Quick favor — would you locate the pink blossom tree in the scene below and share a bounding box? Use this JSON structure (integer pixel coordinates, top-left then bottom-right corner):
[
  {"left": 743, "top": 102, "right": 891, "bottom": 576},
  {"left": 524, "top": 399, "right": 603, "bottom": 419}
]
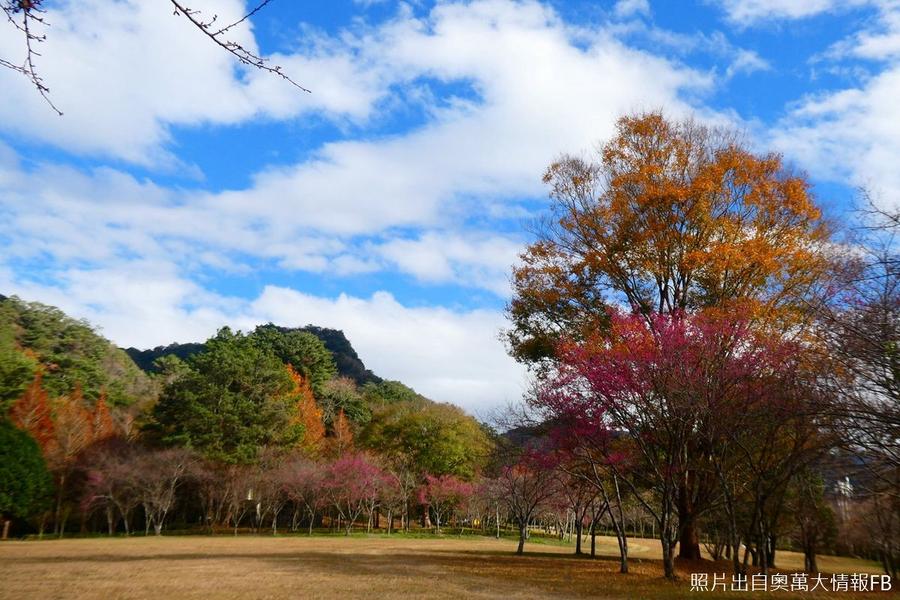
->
[
  {"left": 322, "top": 453, "right": 385, "bottom": 535},
  {"left": 495, "top": 445, "right": 561, "bottom": 555},
  {"left": 283, "top": 457, "right": 326, "bottom": 535},
  {"left": 418, "top": 474, "right": 473, "bottom": 533}
]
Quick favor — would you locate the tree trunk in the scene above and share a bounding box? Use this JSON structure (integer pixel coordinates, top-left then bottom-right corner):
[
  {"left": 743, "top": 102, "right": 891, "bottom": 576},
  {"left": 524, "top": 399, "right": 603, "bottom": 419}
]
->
[
  {"left": 54, "top": 473, "right": 66, "bottom": 537},
  {"left": 574, "top": 517, "right": 583, "bottom": 555},
  {"left": 59, "top": 507, "right": 69, "bottom": 539},
  {"left": 516, "top": 523, "right": 527, "bottom": 555},
  {"left": 661, "top": 534, "right": 676, "bottom": 580},
  {"left": 2, "top": 519, "right": 10, "bottom": 540},
  {"left": 107, "top": 506, "right": 115, "bottom": 535},
  {"left": 612, "top": 475, "right": 629, "bottom": 573},
  {"left": 677, "top": 478, "right": 702, "bottom": 560},
  {"left": 805, "top": 541, "right": 817, "bottom": 573},
  {"left": 590, "top": 519, "right": 597, "bottom": 557},
  {"left": 678, "top": 512, "right": 702, "bottom": 560}
]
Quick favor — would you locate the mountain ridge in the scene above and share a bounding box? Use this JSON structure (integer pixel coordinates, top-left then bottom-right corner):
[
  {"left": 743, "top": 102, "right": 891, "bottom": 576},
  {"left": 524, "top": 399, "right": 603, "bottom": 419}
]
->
[{"left": 124, "top": 324, "right": 381, "bottom": 386}]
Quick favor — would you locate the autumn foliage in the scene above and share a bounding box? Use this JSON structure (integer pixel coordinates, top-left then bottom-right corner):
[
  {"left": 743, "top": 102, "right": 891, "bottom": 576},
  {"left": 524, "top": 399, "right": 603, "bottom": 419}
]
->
[
  {"left": 286, "top": 366, "right": 325, "bottom": 456},
  {"left": 508, "top": 111, "right": 834, "bottom": 362},
  {"left": 9, "top": 370, "right": 55, "bottom": 453}
]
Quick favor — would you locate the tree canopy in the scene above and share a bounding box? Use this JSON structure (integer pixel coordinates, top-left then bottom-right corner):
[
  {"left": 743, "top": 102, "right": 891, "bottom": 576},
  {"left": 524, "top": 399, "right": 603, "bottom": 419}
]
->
[
  {"left": 150, "top": 328, "right": 306, "bottom": 463},
  {"left": 0, "top": 419, "right": 53, "bottom": 525},
  {"left": 507, "top": 112, "right": 834, "bottom": 363},
  {"left": 360, "top": 398, "right": 493, "bottom": 480},
  {"left": 250, "top": 324, "right": 337, "bottom": 395}
]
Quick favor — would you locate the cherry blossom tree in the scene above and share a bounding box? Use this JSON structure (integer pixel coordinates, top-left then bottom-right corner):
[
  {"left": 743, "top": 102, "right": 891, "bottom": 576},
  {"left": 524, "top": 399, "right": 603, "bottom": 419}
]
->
[
  {"left": 418, "top": 474, "right": 473, "bottom": 533},
  {"left": 322, "top": 453, "right": 385, "bottom": 535}
]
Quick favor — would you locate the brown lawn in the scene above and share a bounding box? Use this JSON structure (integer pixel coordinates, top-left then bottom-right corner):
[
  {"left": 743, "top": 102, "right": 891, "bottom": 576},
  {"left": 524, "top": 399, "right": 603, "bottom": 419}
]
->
[{"left": 0, "top": 535, "right": 891, "bottom": 599}]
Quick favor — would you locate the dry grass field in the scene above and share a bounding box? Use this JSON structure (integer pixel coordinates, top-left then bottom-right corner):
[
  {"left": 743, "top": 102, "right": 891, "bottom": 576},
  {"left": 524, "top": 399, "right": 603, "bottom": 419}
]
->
[{"left": 0, "top": 534, "right": 891, "bottom": 600}]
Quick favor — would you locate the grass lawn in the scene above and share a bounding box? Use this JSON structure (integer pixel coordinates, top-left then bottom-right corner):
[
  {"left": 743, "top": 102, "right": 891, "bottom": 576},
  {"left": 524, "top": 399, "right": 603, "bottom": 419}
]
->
[{"left": 0, "top": 534, "right": 890, "bottom": 599}]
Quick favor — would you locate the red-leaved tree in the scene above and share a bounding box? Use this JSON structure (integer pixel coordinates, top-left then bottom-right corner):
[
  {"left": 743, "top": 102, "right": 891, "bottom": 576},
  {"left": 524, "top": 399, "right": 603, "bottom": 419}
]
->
[{"left": 536, "top": 309, "right": 821, "bottom": 578}]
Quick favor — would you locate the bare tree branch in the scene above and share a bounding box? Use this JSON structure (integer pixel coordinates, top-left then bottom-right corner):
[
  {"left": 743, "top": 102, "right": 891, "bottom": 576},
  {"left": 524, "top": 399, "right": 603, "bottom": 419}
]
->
[
  {"left": 1, "top": 0, "right": 62, "bottom": 115},
  {"left": 169, "top": 0, "right": 310, "bottom": 94},
  {"left": 0, "top": 0, "right": 310, "bottom": 115}
]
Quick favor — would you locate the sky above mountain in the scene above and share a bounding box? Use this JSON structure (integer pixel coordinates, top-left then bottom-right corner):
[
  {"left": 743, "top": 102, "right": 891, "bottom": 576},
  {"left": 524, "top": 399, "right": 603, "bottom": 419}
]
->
[{"left": 1, "top": 0, "right": 897, "bottom": 415}]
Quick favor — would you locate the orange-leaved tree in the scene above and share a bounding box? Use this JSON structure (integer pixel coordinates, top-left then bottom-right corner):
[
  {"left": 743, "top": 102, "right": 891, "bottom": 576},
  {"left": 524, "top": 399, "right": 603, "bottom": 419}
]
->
[
  {"left": 508, "top": 111, "right": 834, "bottom": 364},
  {"left": 286, "top": 365, "right": 326, "bottom": 456},
  {"left": 329, "top": 409, "right": 354, "bottom": 457},
  {"left": 9, "top": 369, "right": 56, "bottom": 454}
]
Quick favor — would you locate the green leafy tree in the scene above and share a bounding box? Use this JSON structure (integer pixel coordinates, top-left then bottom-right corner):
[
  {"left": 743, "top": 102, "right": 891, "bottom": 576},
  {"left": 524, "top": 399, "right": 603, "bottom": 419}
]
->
[
  {"left": 319, "top": 377, "right": 370, "bottom": 427},
  {"left": 0, "top": 330, "right": 36, "bottom": 413},
  {"left": 150, "top": 328, "right": 303, "bottom": 463},
  {"left": 360, "top": 398, "right": 492, "bottom": 479},
  {"left": 362, "top": 380, "right": 420, "bottom": 409},
  {"left": 250, "top": 324, "right": 337, "bottom": 395},
  {"left": 0, "top": 420, "right": 53, "bottom": 538}
]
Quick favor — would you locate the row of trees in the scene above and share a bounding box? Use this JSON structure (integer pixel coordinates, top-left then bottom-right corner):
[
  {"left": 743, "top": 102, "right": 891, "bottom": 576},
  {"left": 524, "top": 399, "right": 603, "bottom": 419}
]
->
[{"left": 0, "top": 302, "right": 495, "bottom": 541}]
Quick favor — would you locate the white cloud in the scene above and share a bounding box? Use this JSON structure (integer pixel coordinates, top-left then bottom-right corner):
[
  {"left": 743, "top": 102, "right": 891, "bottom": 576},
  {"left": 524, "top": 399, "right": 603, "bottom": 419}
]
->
[
  {"left": 725, "top": 49, "right": 771, "bottom": 78},
  {"left": 765, "top": 1, "right": 900, "bottom": 210},
  {"left": 822, "top": 2, "right": 900, "bottom": 60},
  {"left": 375, "top": 231, "right": 521, "bottom": 296},
  {"left": 209, "top": 0, "right": 710, "bottom": 239},
  {"left": 772, "top": 66, "right": 900, "bottom": 210},
  {"left": 713, "top": 0, "right": 870, "bottom": 23},
  {"left": 0, "top": 0, "right": 391, "bottom": 165},
  {"left": 614, "top": 0, "right": 651, "bottom": 19}
]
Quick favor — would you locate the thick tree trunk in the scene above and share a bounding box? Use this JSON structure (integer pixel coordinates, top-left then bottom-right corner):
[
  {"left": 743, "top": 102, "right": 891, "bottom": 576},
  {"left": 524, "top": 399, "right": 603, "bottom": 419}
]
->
[
  {"left": 2, "top": 519, "right": 10, "bottom": 540},
  {"left": 677, "top": 477, "right": 702, "bottom": 560},
  {"left": 804, "top": 539, "right": 817, "bottom": 573},
  {"left": 678, "top": 514, "right": 702, "bottom": 560},
  {"left": 516, "top": 523, "right": 527, "bottom": 555},
  {"left": 616, "top": 529, "right": 629, "bottom": 573}
]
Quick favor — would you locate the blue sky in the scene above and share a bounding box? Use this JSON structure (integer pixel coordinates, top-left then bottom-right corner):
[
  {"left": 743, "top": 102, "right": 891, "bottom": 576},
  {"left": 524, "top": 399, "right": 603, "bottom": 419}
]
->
[{"left": 1, "top": 0, "right": 898, "bottom": 414}]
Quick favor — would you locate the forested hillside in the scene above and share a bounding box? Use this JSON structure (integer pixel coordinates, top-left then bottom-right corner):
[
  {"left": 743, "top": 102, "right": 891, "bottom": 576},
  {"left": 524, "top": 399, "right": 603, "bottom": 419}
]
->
[
  {"left": 0, "top": 294, "right": 494, "bottom": 539},
  {"left": 125, "top": 325, "right": 379, "bottom": 386},
  {"left": 0, "top": 295, "right": 155, "bottom": 411}
]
